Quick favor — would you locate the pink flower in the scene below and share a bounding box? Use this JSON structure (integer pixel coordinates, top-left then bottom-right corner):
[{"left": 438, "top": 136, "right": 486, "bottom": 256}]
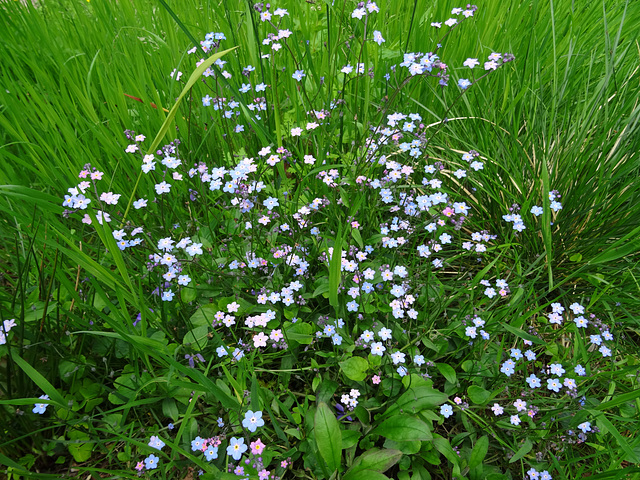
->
[
  {"left": 258, "top": 469, "right": 270, "bottom": 480},
  {"left": 250, "top": 438, "right": 265, "bottom": 455},
  {"left": 372, "top": 375, "right": 381, "bottom": 384},
  {"left": 443, "top": 207, "right": 455, "bottom": 217},
  {"left": 135, "top": 461, "right": 144, "bottom": 472}
]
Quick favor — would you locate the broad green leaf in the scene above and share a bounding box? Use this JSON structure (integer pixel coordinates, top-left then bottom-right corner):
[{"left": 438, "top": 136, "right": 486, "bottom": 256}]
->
[
  {"left": 339, "top": 356, "right": 369, "bottom": 381},
  {"left": 348, "top": 448, "right": 402, "bottom": 474},
  {"left": 343, "top": 471, "right": 390, "bottom": 480},
  {"left": 183, "top": 325, "right": 209, "bottom": 351},
  {"left": 284, "top": 321, "right": 313, "bottom": 344},
  {"left": 341, "top": 430, "right": 361, "bottom": 450},
  {"left": 470, "top": 436, "right": 489, "bottom": 469},
  {"left": 509, "top": 439, "right": 532, "bottom": 463},
  {"left": 190, "top": 304, "right": 219, "bottom": 327},
  {"left": 382, "top": 386, "right": 448, "bottom": 419},
  {"left": 371, "top": 415, "right": 432, "bottom": 442},
  {"left": 437, "top": 363, "right": 457, "bottom": 384},
  {"left": 314, "top": 402, "right": 341, "bottom": 472},
  {"left": 468, "top": 385, "right": 492, "bottom": 405},
  {"left": 433, "top": 436, "right": 460, "bottom": 465}
]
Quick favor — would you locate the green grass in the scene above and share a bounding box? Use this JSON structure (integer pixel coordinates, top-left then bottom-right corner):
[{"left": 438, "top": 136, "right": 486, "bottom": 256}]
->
[{"left": 1, "top": 0, "right": 640, "bottom": 478}]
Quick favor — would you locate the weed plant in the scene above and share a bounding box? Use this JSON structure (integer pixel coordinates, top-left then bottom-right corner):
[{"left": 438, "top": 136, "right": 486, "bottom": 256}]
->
[{"left": 1, "top": 1, "right": 640, "bottom": 479}]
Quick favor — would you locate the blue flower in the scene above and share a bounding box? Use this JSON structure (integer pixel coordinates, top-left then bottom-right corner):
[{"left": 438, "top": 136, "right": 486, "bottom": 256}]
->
[
  {"left": 204, "top": 446, "right": 218, "bottom": 461},
  {"left": 227, "top": 437, "right": 248, "bottom": 460},
  {"left": 242, "top": 410, "right": 265, "bottom": 433},
  {"left": 458, "top": 78, "right": 472, "bottom": 89},
  {"left": 440, "top": 404, "right": 453, "bottom": 418},
  {"left": 191, "top": 436, "right": 204, "bottom": 451},
  {"left": 32, "top": 395, "right": 49, "bottom": 415},
  {"left": 144, "top": 454, "right": 159, "bottom": 470}
]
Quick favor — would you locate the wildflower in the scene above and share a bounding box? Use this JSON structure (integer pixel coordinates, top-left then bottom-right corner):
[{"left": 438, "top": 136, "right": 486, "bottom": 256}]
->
[
  {"left": 378, "top": 327, "right": 392, "bottom": 340},
  {"left": 578, "top": 421, "right": 592, "bottom": 433},
  {"left": 458, "top": 78, "right": 471, "bottom": 89},
  {"left": 440, "top": 404, "right": 453, "bottom": 418},
  {"left": 191, "top": 436, "right": 204, "bottom": 451},
  {"left": 463, "top": 58, "right": 479, "bottom": 68},
  {"left": 599, "top": 345, "right": 612, "bottom": 357},
  {"left": 531, "top": 205, "right": 543, "bottom": 216},
  {"left": 133, "top": 198, "right": 147, "bottom": 209},
  {"left": 148, "top": 436, "right": 165, "bottom": 450},
  {"left": 372, "top": 30, "right": 385, "bottom": 45},
  {"left": 144, "top": 454, "right": 159, "bottom": 470},
  {"left": 510, "top": 415, "right": 521, "bottom": 426},
  {"left": 204, "top": 445, "right": 218, "bottom": 461},
  {"left": 155, "top": 181, "right": 171, "bottom": 194},
  {"left": 161, "top": 290, "right": 175, "bottom": 302},
  {"left": 575, "top": 364, "right": 586, "bottom": 376},
  {"left": 227, "top": 437, "right": 248, "bottom": 460},
  {"left": 135, "top": 461, "right": 144, "bottom": 472},
  {"left": 250, "top": 439, "right": 265, "bottom": 455},
  {"left": 390, "top": 351, "right": 406, "bottom": 364},
  {"left": 500, "top": 360, "right": 515, "bottom": 377},
  {"left": 569, "top": 302, "right": 585, "bottom": 314},
  {"left": 292, "top": 70, "right": 306, "bottom": 82},
  {"left": 351, "top": 7, "right": 366, "bottom": 19},
  {"left": 242, "top": 410, "right": 265, "bottom": 433},
  {"left": 549, "top": 363, "right": 565, "bottom": 376},
  {"left": 574, "top": 316, "right": 588, "bottom": 328},
  {"left": 32, "top": 395, "right": 49, "bottom": 414},
  {"left": 547, "top": 378, "right": 562, "bottom": 393},
  {"left": 372, "top": 375, "right": 381, "bottom": 384},
  {"left": 491, "top": 403, "right": 504, "bottom": 415},
  {"left": 513, "top": 399, "right": 527, "bottom": 412},
  {"left": 370, "top": 342, "right": 386, "bottom": 356},
  {"left": 526, "top": 374, "right": 541, "bottom": 389}
]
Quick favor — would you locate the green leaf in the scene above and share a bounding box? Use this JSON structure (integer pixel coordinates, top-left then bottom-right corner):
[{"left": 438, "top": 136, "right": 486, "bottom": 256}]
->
[
  {"left": 433, "top": 436, "right": 460, "bottom": 465},
  {"left": 348, "top": 448, "right": 402, "bottom": 474},
  {"left": 469, "top": 436, "right": 489, "bottom": 469},
  {"left": 314, "top": 402, "right": 341, "bottom": 472},
  {"left": 11, "top": 351, "right": 66, "bottom": 408},
  {"left": 284, "top": 321, "right": 313, "bottom": 344},
  {"left": 371, "top": 415, "right": 432, "bottom": 441},
  {"left": 500, "top": 322, "right": 545, "bottom": 345},
  {"left": 343, "top": 471, "right": 390, "bottom": 480},
  {"left": 341, "top": 430, "right": 361, "bottom": 450},
  {"left": 339, "top": 356, "right": 369, "bottom": 381},
  {"left": 183, "top": 325, "right": 209, "bottom": 351},
  {"left": 328, "top": 228, "right": 343, "bottom": 311},
  {"left": 189, "top": 304, "right": 218, "bottom": 328},
  {"left": 437, "top": 363, "right": 457, "bottom": 384},
  {"left": 68, "top": 441, "right": 94, "bottom": 463},
  {"left": 509, "top": 439, "right": 532, "bottom": 463},
  {"left": 468, "top": 385, "right": 492, "bottom": 405},
  {"left": 381, "top": 386, "right": 448, "bottom": 419}
]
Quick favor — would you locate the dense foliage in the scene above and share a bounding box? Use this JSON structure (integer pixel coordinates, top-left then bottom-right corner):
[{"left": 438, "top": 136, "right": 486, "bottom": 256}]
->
[{"left": 1, "top": 1, "right": 640, "bottom": 479}]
